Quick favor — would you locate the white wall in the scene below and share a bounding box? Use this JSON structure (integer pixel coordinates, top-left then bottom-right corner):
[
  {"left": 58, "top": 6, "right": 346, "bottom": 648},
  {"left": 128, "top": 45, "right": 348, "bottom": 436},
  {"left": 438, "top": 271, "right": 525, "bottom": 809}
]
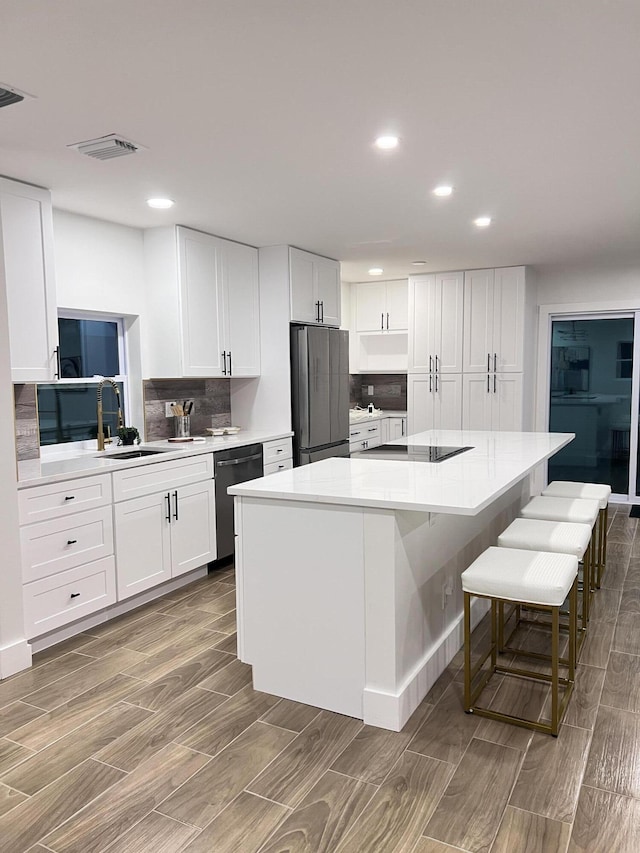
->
[
  {"left": 0, "top": 233, "right": 31, "bottom": 677},
  {"left": 52, "top": 210, "right": 147, "bottom": 429},
  {"left": 53, "top": 210, "right": 146, "bottom": 315},
  {"left": 536, "top": 262, "right": 640, "bottom": 306}
]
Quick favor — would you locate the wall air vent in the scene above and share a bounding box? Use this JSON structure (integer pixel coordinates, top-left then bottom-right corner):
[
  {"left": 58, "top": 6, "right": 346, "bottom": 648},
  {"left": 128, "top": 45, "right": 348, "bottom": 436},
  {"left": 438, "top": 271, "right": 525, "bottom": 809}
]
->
[
  {"left": 67, "top": 134, "right": 147, "bottom": 161},
  {"left": 0, "top": 83, "right": 32, "bottom": 109}
]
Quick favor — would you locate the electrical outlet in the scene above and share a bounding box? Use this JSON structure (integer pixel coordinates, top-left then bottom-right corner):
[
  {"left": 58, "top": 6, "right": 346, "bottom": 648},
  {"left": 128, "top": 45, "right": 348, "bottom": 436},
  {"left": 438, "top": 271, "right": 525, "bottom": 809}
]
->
[
  {"left": 165, "top": 401, "right": 176, "bottom": 417},
  {"left": 367, "top": 385, "right": 374, "bottom": 395}
]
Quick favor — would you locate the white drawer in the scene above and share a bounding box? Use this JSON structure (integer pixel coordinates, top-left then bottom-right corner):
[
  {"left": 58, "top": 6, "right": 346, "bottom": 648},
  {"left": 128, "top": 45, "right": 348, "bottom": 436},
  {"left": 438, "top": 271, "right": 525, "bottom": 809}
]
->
[
  {"left": 264, "top": 458, "right": 294, "bottom": 476},
  {"left": 23, "top": 556, "right": 116, "bottom": 639},
  {"left": 112, "top": 454, "right": 214, "bottom": 502},
  {"left": 18, "top": 474, "right": 112, "bottom": 525},
  {"left": 21, "top": 506, "right": 114, "bottom": 583},
  {"left": 349, "top": 423, "right": 380, "bottom": 441},
  {"left": 263, "top": 438, "right": 293, "bottom": 464}
]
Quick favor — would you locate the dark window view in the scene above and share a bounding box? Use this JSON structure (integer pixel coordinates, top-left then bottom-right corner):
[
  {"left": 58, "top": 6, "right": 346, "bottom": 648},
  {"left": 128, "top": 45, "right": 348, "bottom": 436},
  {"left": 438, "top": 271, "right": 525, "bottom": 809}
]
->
[
  {"left": 38, "top": 318, "right": 124, "bottom": 446},
  {"left": 38, "top": 382, "right": 125, "bottom": 446},
  {"left": 58, "top": 317, "right": 120, "bottom": 378},
  {"left": 548, "top": 317, "right": 633, "bottom": 495}
]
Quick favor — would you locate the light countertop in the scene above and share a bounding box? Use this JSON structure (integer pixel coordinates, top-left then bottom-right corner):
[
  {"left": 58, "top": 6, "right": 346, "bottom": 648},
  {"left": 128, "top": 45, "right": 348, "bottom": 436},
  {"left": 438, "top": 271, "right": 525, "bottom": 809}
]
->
[
  {"left": 17, "top": 429, "right": 294, "bottom": 488},
  {"left": 349, "top": 409, "right": 407, "bottom": 424},
  {"left": 229, "top": 429, "right": 573, "bottom": 515}
]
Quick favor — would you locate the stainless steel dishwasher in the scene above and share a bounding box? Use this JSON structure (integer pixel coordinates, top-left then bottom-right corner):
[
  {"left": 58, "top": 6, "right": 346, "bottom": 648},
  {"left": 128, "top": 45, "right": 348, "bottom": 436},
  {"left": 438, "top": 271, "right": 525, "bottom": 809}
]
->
[{"left": 213, "top": 443, "right": 263, "bottom": 561}]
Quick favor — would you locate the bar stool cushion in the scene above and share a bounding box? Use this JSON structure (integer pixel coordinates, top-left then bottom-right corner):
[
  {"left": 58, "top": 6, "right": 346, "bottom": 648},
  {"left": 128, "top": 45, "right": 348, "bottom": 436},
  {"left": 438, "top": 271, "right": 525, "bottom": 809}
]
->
[
  {"left": 498, "top": 518, "right": 592, "bottom": 559},
  {"left": 461, "top": 546, "right": 578, "bottom": 607},
  {"left": 521, "top": 495, "right": 599, "bottom": 526},
  {"left": 542, "top": 481, "right": 611, "bottom": 510}
]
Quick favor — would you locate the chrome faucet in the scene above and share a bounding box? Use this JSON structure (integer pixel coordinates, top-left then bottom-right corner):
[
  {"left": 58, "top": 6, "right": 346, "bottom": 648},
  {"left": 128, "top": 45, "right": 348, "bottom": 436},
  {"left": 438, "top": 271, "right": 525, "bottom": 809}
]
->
[{"left": 96, "top": 378, "right": 124, "bottom": 451}]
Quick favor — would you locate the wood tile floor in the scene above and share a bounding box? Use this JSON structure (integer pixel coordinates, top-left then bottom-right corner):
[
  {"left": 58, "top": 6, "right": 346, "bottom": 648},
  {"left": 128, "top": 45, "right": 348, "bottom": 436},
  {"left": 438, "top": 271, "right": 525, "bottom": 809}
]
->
[{"left": 1, "top": 504, "right": 639, "bottom": 852}]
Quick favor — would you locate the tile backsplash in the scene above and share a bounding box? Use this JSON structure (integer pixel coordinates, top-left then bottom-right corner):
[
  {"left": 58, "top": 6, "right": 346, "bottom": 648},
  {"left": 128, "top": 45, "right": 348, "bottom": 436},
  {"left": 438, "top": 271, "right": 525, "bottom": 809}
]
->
[
  {"left": 350, "top": 373, "right": 407, "bottom": 411},
  {"left": 13, "top": 384, "right": 39, "bottom": 461},
  {"left": 143, "top": 378, "right": 231, "bottom": 440},
  {"left": 12, "top": 378, "right": 233, "bottom": 462}
]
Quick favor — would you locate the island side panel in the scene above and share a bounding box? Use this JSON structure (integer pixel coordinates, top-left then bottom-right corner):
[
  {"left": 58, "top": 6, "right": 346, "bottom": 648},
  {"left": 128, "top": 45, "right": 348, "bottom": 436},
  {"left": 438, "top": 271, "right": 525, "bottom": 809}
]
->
[
  {"left": 235, "top": 496, "right": 366, "bottom": 718},
  {"left": 362, "top": 477, "right": 529, "bottom": 731}
]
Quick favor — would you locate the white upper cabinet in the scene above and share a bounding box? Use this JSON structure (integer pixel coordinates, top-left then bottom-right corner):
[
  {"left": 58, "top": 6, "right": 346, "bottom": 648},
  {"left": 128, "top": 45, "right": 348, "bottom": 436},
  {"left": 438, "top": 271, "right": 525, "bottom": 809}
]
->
[
  {"left": 143, "top": 226, "right": 260, "bottom": 378},
  {"left": 356, "top": 280, "right": 408, "bottom": 332},
  {"left": 409, "top": 272, "right": 463, "bottom": 373},
  {"left": 0, "top": 177, "right": 58, "bottom": 382},
  {"left": 463, "top": 266, "right": 525, "bottom": 373},
  {"left": 289, "top": 247, "right": 341, "bottom": 326}
]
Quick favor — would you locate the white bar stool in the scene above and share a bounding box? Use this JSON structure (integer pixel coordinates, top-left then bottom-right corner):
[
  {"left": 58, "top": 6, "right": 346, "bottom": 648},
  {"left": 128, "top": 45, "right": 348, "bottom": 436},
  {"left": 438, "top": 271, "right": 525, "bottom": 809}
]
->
[
  {"left": 497, "top": 517, "right": 593, "bottom": 661},
  {"left": 542, "top": 481, "right": 611, "bottom": 588},
  {"left": 521, "top": 495, "right": 600, "bottom": 601},
  {"left": 462, "top": 546, "right": 578, "bottom": 736}
]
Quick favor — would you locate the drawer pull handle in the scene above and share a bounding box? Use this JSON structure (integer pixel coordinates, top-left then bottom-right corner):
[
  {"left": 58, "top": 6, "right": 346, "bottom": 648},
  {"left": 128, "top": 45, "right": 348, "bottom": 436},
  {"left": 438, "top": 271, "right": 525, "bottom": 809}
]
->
[
  {"left": 67, "top": 539, "right": 78, "bottom": 545},
  {"left": 276, "top": 448, "right": 283, "bottom": 453},
  {"left": 367, "top": 428, "right": 377, "bottom": 432},
  {"left": 70, "top": 592, "right": 81, "bottom": 598},
  {"left": 278, "top": 464, "right": 285, "bottom": 469},
  {"left": 64, "top": 496, "right": 76, "bottom": 501}
]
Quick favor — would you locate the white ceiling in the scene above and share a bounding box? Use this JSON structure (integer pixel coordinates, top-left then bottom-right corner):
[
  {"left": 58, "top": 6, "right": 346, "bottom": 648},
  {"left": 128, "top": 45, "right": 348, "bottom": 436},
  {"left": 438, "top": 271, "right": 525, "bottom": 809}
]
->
[{"left": 1, "top": 0, "right": 639, "bottom": 282}]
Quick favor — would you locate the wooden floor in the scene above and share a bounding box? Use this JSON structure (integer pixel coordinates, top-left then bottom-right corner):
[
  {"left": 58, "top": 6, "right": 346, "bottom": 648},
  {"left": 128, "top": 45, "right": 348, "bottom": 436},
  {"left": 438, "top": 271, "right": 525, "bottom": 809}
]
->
[{"left": 1, "top": 503, "right": 639, "bottom": 852}]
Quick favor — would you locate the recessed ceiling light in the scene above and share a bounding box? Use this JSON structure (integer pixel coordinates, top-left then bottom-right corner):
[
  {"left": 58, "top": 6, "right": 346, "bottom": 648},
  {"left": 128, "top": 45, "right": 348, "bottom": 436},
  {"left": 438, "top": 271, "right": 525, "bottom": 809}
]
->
[
  {"left": 146, "top": 197, "right": 174, "bottom": 209},
  {"left": 374, "top": 136, "right": 399, "bottom": 150},
  {"left": 412, "top": 261, "right": 427, "bottom": 266},
  {"left": 433, "top": 185, "right": 453, "bottom": 197},
  {"left": 368, "top": 267, "right": 384, "bottom": 276},
  {"left": 474, "top": 216, "right": 492, "bottom": 227}
]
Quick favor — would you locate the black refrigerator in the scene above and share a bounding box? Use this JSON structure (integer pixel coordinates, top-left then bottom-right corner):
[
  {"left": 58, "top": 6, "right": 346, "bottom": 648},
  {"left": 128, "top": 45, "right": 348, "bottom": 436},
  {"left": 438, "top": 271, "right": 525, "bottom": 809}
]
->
[{"left": 290, "top": 324, "right": 350, "bottom": 465}]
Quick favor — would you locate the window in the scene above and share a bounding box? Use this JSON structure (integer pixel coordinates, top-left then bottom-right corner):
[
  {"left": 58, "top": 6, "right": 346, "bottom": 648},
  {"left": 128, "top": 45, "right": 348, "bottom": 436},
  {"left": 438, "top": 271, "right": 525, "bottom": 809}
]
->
[
  {"left": 37, "top": 313, "right": 128, "bottom": 448},
  {"left": 616, "top": 341, "right": 633, "bottom": 379}
]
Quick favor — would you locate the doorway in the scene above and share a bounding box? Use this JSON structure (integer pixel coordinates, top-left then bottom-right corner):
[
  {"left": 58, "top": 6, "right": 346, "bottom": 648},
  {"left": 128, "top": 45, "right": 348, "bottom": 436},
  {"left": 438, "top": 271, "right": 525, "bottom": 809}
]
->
[{"left": 547, "top": 314, "right": 637, "bottom": 501}]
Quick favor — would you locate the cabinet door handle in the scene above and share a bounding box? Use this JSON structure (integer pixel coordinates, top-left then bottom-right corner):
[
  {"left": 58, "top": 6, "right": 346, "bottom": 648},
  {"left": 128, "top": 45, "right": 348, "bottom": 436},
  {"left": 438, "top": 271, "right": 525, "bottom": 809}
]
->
[
  {"left": 494, "top": 353, "right": 497, "bottom": 372},
  {"left": 320, "top": 301, "right": 324, "bottom": 323},
  {"left": 435, "top": 354, "right": 439, "bottom": 373},
  {"left": 228, "top": 351, "right": 232, "bottom": 376},
  {"left": 173, "top": 490, "right": 179, "bottom": 521},
  {"left": 386, "top": 312, "right": 389, "bottom": 330},
  {"left": 487, "top": 374, "right": 490, "bottom": 393},
  {"left": 487, "top": 353, "right": 491, "bottom": 372},
  {"left": 435, "top": 374, "right": 438, "bottom": 392},
  {"left": 70, "top": 592, "right": 81, "bottom": 599},
  {"left": 402, "top": 420, "right": 405, "bottom": 436},
  {"left": 165, "top": 492, "right": 171, "bottom": 523},
  {"left": 381, "top": 312, "right": 384, "bottom": 330},
  {"left": 429, "top": 355, "right": 433, "bottom": 373},
  {"left": 494, "top": 374, "right": 497, "bottom": 394},
  {"left": 66, "top": 539, "right": 77, "bottom": 545},
  {"left": 54, "top": 346, "right": 61, "bottom": 380},
  {"left": 221, "top": 351, "right": 227, "bottom": 375},
  {"left": 64, "top": 495, "right": 75, "bottom": 501},
  {"left": 429, "top": 374, "right": 433, "bottom": 393}
]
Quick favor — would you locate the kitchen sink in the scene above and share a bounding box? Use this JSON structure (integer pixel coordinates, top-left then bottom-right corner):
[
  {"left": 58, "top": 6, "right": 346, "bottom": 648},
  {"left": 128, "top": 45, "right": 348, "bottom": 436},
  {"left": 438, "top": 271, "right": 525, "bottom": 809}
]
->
[{"left": 96, "top": 448, "right": 170, "bottom": 461}]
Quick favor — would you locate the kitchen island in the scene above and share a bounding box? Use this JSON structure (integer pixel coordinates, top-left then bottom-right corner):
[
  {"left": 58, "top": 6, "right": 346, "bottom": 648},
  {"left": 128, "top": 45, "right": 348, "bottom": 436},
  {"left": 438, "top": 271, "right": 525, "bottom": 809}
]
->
[{"left": 230, "top": 429, "right": 573, "bottom": 731}]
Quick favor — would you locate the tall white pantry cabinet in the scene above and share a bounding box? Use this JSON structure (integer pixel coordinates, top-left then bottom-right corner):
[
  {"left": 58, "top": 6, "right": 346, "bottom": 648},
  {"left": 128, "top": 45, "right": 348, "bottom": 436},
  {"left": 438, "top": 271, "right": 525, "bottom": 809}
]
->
[{"left": 408, "top": 266, "right": 536, "bottom": 435}]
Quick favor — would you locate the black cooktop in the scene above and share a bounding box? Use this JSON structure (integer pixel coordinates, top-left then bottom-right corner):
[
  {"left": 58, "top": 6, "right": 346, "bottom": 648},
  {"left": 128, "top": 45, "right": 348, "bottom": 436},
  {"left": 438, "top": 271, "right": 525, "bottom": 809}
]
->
[{"left": 352, "top": 444, "right": 474, "bottom": 463}]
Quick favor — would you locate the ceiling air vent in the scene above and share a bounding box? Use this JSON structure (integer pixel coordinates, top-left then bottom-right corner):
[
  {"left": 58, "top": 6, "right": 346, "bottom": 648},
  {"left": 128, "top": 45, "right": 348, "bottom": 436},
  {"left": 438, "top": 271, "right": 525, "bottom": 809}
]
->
[
  {"left": 67, "top": 134, "right": 146, "bottom": 161},
  {"left": 0, "top": 83, "right": 32, "bottom": 109}
]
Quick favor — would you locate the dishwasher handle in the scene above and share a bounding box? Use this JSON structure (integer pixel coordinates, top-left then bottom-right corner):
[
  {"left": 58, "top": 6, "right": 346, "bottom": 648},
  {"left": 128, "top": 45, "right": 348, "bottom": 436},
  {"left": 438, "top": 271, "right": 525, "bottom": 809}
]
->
[{"left": 215, "top": 452, "right": 263, "bottom": 468}]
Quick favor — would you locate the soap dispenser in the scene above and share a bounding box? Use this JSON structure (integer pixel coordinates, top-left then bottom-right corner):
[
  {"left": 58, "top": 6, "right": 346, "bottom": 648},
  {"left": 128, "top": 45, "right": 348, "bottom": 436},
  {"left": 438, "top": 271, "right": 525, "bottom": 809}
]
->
[{"left": 367, "top": 403, "right": 374, "bottom": 414}]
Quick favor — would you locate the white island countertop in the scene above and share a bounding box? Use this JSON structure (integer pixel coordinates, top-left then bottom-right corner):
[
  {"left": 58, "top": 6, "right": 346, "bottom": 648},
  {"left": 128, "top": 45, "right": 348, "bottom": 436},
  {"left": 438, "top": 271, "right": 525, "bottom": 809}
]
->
[{"left": 229, "top": 429, "right": 574, "bottom": 515}]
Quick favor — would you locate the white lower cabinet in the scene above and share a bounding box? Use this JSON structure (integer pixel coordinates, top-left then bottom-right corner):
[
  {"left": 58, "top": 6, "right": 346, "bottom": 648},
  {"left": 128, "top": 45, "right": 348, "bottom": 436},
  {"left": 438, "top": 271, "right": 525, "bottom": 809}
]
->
[
  {"left": 408, "top": 374, "right": 462, "bottom": 435},
  {"left": 19, "top": 474, "right": 116, "bottom": 639},
  {"left": 462, "top": 373, "right": 524, "bottom": 431},
  {"left": 349, "top": 421, "right": 381, "bottom": 453},
  {"left": 113, "top": 458, "right": 216, "bottom": 600}
]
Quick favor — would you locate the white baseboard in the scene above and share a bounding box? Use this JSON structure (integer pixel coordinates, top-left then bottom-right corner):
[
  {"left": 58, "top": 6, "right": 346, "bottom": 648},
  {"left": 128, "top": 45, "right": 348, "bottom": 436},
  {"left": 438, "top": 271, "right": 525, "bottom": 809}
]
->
[
  {"left": 0, "top": 637, "right": 32, "bottom": 680},
  {"left": 362, "top": 597, "right": 489, "bottom": 731}
]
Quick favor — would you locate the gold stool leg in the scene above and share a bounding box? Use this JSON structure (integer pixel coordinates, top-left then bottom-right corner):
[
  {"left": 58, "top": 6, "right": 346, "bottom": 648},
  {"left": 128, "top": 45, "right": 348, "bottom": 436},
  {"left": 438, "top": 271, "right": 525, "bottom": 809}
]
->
[
  {"left": 551, "top": 604, "right": 560, "bottom": 736},
  {"left": 464, "top": 592, "right": 472, "bottom": 711}
]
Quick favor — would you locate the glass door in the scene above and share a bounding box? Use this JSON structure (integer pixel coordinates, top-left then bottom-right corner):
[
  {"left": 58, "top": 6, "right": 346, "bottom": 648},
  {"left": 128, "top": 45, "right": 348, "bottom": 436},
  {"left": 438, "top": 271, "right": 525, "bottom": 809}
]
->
[{"left": 548, "top": 314, "right": 635, "bottom": 500}]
